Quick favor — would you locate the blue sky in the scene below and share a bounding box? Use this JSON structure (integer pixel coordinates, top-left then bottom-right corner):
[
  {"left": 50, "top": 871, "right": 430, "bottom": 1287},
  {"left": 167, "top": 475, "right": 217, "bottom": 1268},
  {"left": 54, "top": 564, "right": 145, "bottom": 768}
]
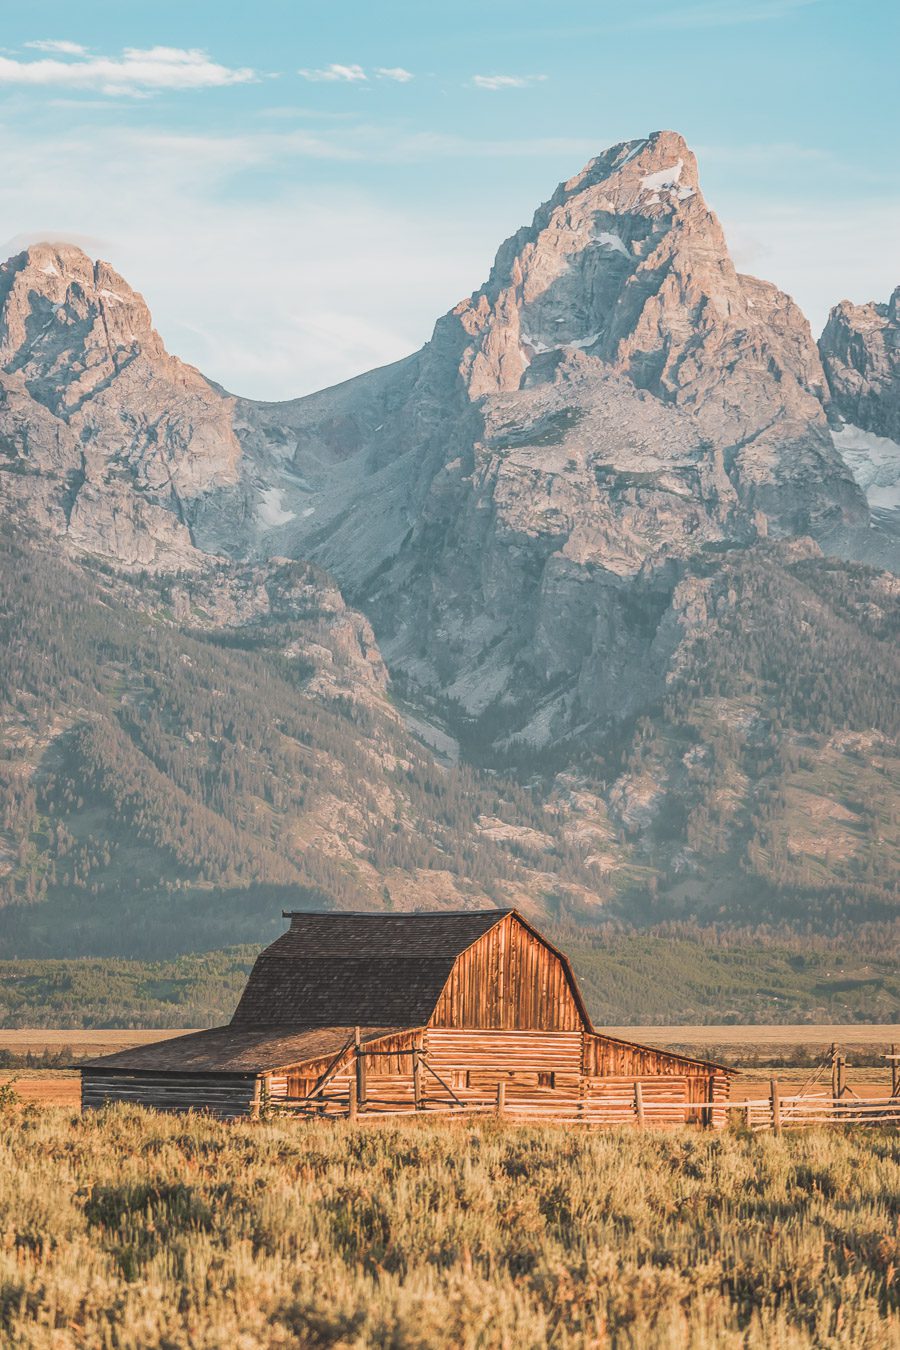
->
[{"left": 1, "top": 0, "right": 897, "bottom": 398}]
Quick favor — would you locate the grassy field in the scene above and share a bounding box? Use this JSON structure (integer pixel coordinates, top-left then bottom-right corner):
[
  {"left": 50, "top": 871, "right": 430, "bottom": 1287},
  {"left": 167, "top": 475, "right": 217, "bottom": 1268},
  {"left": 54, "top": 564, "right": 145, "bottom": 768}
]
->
[{"left": 0, "top": 1107, "right": 896, "bottom": 1349}]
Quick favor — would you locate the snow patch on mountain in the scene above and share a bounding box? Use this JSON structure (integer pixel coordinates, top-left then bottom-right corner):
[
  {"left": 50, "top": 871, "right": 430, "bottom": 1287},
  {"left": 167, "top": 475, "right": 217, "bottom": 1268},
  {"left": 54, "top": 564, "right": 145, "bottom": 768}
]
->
[
  {"left": 594, "top": 230, "right": 630, "bottom": 256},
  {"left": 641, "top": 159, "right": 683, "bottom": 193},
  {"left": 257, "top": 486, "right": 296, "bottom": 528},
  {"left": 830, "top": 422, "right": 900, "bottom": 514}
]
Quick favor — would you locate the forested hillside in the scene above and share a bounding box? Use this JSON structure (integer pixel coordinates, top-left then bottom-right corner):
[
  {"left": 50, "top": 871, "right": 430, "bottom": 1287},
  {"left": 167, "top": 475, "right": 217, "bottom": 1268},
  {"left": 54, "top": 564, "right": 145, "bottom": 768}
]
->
[
  {"left": 571, "top": 543, "right": 899, "bottom": 925},
  {"left": 0, "top": 531, "right": 600, "bottom": 956},
  {"left": 0, "top": 526, "right": 896, "bottom": 959}
]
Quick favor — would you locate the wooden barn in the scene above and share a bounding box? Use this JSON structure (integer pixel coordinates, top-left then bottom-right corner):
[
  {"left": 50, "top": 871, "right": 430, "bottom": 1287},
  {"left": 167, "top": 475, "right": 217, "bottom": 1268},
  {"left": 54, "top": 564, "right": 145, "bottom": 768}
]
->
[{"left": 81, "top": 909, "right": 731, "bottom": 1125}]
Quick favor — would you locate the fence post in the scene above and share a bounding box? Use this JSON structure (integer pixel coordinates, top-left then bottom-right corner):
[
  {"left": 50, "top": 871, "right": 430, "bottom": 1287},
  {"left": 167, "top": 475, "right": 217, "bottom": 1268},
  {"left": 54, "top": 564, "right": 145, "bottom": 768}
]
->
[
  {"left": 634, "top": 1080, "right": 645, "bottom": 1128},
  {"left": 830, "top": 1043, "right": 838, "bottom": 1099},
  {"left": 705, "top": 1075, "right": 715, "bottom": 1129},
  {"left": 770, "top": 1078, "right": 781, "bottom": 1136},
  {"left": 412, "top": 1041, "right": 423, "bottom": 1112},
  {"left": 744, "top": 1099, "right": 753, "bottom": 1130},
  {"left": 354, "top": 1026, "right": 366, "bottom": 1111},
  {"left": 348, "top": 1076, "right": 358, "bottom": 1121},
  {"left": 495, "top": 1081, "right": 506, "bottom": 1118},
  {"left": 891, "top": 1044, "right": 899, "bottom": 1100}
]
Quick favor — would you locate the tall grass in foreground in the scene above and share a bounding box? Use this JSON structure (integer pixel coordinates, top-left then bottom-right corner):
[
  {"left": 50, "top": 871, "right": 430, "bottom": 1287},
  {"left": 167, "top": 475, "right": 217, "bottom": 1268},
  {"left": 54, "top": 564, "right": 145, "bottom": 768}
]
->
[{"left": 0, "top": 1109, "right": 897, "bottom": 1348}]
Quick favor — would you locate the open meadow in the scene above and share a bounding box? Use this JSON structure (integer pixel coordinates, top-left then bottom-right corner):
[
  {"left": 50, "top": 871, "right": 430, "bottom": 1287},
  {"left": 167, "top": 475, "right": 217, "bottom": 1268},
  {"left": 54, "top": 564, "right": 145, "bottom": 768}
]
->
[{"left": 0, "top": 1106, "right": 896, "bottom": 1349}]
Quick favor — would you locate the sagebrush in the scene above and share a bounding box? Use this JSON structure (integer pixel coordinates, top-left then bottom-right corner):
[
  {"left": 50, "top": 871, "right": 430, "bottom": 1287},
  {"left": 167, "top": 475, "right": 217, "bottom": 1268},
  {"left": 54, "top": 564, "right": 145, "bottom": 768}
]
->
[{"left": 0, "top": 1108, "right": 897, "bottom": 1348}]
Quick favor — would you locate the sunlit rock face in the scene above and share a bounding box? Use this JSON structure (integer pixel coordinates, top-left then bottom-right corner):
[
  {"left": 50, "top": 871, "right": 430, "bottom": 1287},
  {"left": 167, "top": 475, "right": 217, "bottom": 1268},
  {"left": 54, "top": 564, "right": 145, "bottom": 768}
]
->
[
  {"left": 235, "top": 131, "right": 865, "bottom": 742},
  {"left": 819, "top": 288, "right": 900, "bottom": 539},
  {"left": 820, "top": 286, "right": 900, "bottom": 443},
  {"left": 0, "top": 135, "right": 879, "bottom": 747},
  {"left": 0, "top": 242, "right": 241, "bottom": 569}
]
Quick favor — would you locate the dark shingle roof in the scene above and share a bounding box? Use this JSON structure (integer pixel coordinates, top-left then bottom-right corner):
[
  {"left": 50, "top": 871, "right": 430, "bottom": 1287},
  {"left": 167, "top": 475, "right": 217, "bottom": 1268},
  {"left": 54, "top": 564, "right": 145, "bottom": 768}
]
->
[
  {"left": 229, "top": 909, "right": 510, "bottom": 1029},
  {"left": 269, "top": 909, "right": 511, "bottom": 958},
  {"left": 81, "top": 1025, "right": 404, "bottom": 1075}
]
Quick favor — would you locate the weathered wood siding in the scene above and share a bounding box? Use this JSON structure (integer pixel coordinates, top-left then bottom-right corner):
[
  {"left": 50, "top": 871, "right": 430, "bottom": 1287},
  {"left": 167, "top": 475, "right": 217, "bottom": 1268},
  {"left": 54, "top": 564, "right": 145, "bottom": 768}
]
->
[
  {"left": 267, "top": 1031, "right": 420, "bottom": 1115},
  {"left": 583, "top": 1033, "right": 715, "bottom": 1078},
  {"left": 81, "top": 1071, "right": 257, "bottom": 1119},
  {"left": 429, "top": 914, "right": 584, "bottom": 1030},
  {"left": 422, "top": 1028, "right": 583, "bottom": 1104}
]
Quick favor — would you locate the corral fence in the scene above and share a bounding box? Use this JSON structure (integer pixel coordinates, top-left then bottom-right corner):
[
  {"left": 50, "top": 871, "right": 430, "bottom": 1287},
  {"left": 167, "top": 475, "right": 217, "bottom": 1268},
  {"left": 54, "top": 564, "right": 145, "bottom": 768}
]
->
[
  {"left": 268, "top": 1078, "right": 729, "bottom": 1128},
  {"left": 732, "top": 1079, "right": 900, "bottom": 1134},
  {"left": 732, "top": 1043, "right": 900, "bottom": 1132},
  {"left": 267, "top": 1040, "right": 900, "bottom": 1131}
]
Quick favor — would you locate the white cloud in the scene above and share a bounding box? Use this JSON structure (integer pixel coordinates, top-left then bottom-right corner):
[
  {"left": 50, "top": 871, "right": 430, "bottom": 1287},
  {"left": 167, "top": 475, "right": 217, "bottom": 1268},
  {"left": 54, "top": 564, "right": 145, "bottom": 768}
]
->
[
  {"left": 0, "top": 45, "right": 257, "bottom": 96},
  {"left": 0, "top": 123, "right": 503, "bottom": 399},
  {"left": 24, "top": 40, "right": 88, "bottom": 55},
  {"left": 298, "top": 63, "right": 367, "bottom": 83},
  {"left": 375, "top": 67, "right": 414, "bottom": 83},
  {"left": 472, "top": 74, "right": 548, "bottom": 90}
]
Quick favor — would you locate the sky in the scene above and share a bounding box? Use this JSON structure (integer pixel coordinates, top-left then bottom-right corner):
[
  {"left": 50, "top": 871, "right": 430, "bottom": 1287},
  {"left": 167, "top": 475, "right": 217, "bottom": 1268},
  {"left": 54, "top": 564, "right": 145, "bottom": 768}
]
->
[{"left": 0, "top": 0, "right": 897, "bottom": 400}]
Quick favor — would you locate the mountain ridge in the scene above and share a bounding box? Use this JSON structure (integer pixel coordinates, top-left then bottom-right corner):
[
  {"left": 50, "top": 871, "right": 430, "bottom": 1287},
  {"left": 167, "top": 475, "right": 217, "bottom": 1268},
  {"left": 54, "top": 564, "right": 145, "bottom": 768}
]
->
[{"left": 1, "top": 129, "right": 897, "bottom": 950}]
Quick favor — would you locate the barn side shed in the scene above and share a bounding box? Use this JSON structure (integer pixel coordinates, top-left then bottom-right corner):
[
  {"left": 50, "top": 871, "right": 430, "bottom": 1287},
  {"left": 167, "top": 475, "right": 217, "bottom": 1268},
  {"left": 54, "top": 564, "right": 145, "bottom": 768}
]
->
[{"left": 81, "top": 909, "right": 731, "bottom": 1123}]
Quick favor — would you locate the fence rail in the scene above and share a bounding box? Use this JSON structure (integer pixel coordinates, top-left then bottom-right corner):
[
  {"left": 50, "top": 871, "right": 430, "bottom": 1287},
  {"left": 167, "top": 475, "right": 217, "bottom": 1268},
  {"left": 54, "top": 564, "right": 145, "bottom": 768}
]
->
[
  {"left": 731, "top": 1089, "right": 900, "bottom": 1133},
  {"left": 270, "top": 1085, "right": 727, "bottom": 1127},
  {"left": 268, "top": 1084, "right": 900, "bottom": 1131}
]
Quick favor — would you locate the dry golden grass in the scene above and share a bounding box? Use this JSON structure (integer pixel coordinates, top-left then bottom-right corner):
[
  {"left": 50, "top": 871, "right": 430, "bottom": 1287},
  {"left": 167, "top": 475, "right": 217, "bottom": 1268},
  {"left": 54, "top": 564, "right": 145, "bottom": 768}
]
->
[
  {"left": 0, "top": 1029, "right": 202, "bottom": 1056},
  {"left": 610, "top": 1025, "right": 900, "bottom": 1047},
  {"left": 0, "top": 1106, "right": 896, "bottom": 1348}
]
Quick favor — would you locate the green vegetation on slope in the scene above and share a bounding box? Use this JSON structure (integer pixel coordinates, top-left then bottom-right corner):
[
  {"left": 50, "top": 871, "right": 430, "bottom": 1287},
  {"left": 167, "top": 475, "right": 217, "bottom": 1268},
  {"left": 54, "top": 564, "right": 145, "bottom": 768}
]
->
[
  {"left": 575, "top": 547, "right": 900, "bottom": 925},
  {"left": 0, "top": 530, "right": 599, "bottom": 954},
  {"left": 0, "top": 949, "right": 256, "bottom": 1030},
  {"left": 1, "top": 529, "right": 897, "bottom": 959},
  {"left": 552, "top": 926, "right": 900, "bottom": 1025},
  {"left": 0, "top": 1109, "right": 896, "bottom": 1348},
  {"left": 1, "top": 928, "right": 897, "bottom": 1029}
]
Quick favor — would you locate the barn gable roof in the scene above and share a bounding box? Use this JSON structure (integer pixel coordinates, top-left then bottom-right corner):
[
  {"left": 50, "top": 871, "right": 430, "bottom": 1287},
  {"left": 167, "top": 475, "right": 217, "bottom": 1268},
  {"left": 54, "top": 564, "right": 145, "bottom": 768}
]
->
[{"left": 229, "top": 909, "right": 514, "bottom": 1030}]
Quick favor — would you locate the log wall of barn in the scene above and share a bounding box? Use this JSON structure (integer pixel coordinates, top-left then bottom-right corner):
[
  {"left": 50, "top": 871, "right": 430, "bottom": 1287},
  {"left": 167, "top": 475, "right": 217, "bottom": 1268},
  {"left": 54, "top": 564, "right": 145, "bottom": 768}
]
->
[
  {"left": 266, "top": 1031, "right": 420, "bottom": 1115},
  {"left": 429, "top": 914, "right": 584, "bottom": 1031},
  {"left": 422, "top": 1028, "right": 583, "bottom": 1104},
  {"left": 81, "top": 1071, "right": 258, "bottom": 1119}
]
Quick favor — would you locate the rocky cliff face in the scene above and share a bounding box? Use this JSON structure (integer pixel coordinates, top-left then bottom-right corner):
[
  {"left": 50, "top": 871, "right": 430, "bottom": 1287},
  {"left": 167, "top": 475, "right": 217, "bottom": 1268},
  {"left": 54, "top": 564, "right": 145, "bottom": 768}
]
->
[
  {"left": 237, "top": 131, "right": 867, "bottom": 743},
  {"left": 819, "top": 287, "right": 900, "bottom": 536},
  {"left": 0, "top": 242, "right": 240, "bottom": 568},
  {"left": 821, "top": 286, "right": 900, "bottom": 442}
]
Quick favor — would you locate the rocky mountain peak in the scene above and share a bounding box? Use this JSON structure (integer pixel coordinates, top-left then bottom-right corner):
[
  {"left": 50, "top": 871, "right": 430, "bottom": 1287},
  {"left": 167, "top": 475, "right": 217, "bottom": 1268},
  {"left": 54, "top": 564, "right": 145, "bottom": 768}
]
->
[
  {"left": 0, "top": 242, "right": 164, "bottom": 416},
  {"left": 0, "top": 240, "right": 241, "bottom": 570},
  {"left": 232, "top": 130, "right": 868, "bottom": 740},
  {"left": 441, "top": 129, "right": 830, "bottom": 422},
  {"left": 820, "top": 285, "right": 900, "bottom": 442}
]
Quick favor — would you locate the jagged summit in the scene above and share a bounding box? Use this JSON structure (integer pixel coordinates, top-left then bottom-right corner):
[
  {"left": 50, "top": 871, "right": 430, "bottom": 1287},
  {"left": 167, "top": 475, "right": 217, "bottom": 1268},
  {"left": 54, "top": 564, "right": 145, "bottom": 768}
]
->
[
  {"left": 0, "top": 242, "right": 161, "bottom": 407},
  {"left": 232, "top": 129, "right": 867, "bottom": 735},
  {"left": 441, "top": 127, "right": 828, "bottom": 429},
  {"left": 820, "top": 285, "right": 900, "bottom": 442},
  {"left": 0, "top": 241, "right": 240, "bottom": 568},
  {"left": 819, "top": 283, "right": 900, "bottom": 535}
]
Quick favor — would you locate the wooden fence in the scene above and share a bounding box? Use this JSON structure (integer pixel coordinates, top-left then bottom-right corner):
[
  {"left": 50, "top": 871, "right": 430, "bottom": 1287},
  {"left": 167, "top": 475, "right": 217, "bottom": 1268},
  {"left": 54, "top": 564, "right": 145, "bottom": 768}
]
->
[
  {"left": 269, "top": 1079, "right": 729, "bottom": 1128},
  {"left": 730, "top": 1077, "right": 900, "bottom": 1132}
]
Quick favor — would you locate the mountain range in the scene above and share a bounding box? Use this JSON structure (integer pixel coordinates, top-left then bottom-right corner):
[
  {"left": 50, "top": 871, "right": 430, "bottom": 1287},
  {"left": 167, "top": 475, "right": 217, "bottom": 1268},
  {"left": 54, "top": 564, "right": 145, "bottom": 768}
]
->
[{"left": 1, "top": 130, "right": 897, "bottom": 957}]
